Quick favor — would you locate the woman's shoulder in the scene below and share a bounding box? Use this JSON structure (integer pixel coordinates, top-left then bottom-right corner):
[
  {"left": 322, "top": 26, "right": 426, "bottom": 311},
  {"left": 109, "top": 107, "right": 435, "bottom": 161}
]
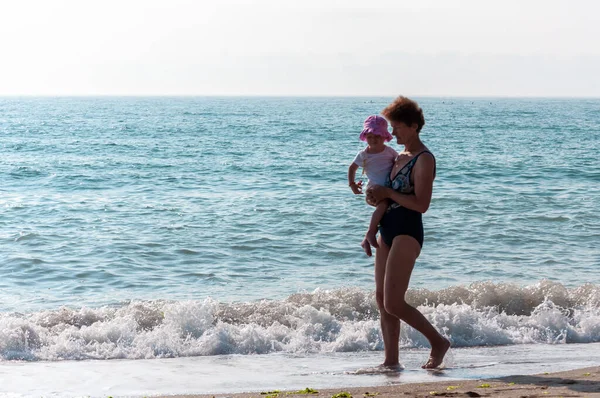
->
[
  {"left": 417, "top": 147, "right": 435, "bottom": 161},
  {"left": 414, "top": 149, "right": 436, "bottom": 176}
]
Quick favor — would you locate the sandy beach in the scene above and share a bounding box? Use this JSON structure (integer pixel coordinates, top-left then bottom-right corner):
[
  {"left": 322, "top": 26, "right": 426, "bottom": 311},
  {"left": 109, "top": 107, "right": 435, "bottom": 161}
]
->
[{"left": 160, "top": 366, "right": 600, "bottom": 398}]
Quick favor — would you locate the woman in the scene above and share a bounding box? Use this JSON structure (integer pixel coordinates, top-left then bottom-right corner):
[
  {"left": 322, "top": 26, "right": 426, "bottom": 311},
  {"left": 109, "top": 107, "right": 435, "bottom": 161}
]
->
[{"left": 365, "top": 96, "right": 450, "bottom": 369}]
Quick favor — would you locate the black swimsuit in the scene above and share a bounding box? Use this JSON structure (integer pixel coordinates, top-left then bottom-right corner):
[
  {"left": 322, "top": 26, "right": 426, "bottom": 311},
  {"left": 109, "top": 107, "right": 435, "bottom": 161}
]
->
[{"left": 379, "top": 150, "right": 436, "bottom": 248}]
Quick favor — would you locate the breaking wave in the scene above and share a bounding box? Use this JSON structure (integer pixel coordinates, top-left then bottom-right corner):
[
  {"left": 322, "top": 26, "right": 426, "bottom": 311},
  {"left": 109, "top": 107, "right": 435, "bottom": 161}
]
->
[{"left": 1, "top": 280, "right": 599, "bottom": 361}]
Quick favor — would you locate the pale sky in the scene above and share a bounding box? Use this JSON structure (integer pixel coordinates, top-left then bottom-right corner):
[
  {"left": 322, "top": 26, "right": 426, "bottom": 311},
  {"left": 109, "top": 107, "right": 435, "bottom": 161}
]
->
[{"left": 1, "top": 0, "right": 599, "bottom": 96}]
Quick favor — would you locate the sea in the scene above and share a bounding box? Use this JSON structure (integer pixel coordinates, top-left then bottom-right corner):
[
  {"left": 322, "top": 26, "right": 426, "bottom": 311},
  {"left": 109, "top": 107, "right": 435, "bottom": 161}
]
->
[{"left": 0, "top": 97, "right": 599, "bottom": 397}]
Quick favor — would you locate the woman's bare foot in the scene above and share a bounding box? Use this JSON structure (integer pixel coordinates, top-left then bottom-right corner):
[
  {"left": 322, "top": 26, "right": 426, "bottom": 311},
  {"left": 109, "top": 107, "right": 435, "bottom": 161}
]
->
[
  {"left": 353, "top": 363, "right": 403, "bottom": 375},
  {"left": 381, "top": 362, "right": 403, "bottom": 368},
  {"left": 370, "top": 362, "right": 402, "bottom": 373},
  {"left": 422, "top": 337, "right": 451, "bottom": 369}
]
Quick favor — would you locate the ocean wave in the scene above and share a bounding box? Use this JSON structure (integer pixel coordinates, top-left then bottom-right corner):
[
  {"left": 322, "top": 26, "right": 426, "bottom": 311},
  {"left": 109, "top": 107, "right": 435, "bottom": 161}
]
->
[{"left": 0, "top": 280, "right": 599, "bottom": 361}]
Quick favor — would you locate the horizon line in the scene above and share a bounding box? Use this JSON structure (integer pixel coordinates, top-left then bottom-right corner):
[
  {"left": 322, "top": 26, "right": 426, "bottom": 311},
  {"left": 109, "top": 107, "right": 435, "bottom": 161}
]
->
[{"left": 1, "top": 94, "right": 600, "bottom": 99}]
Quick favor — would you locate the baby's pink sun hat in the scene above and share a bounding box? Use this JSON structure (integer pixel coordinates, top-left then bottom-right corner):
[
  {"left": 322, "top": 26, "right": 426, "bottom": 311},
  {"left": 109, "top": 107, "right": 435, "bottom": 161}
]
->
[{"left": 359, "top": 115, "right": 393, "bottom": 142}]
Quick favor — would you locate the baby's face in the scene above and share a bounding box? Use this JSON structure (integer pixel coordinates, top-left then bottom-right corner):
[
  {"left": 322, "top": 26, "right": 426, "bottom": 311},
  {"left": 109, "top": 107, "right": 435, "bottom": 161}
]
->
[{"left": 365, "top": 133, "right": 384, "bottom": 147}]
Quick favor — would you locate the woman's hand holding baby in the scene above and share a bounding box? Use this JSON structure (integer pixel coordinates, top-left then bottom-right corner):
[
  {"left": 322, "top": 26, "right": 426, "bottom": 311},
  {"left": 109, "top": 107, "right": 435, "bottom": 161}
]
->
[{"left": 366, "top": 185, "right": 389, "bottom": 205}]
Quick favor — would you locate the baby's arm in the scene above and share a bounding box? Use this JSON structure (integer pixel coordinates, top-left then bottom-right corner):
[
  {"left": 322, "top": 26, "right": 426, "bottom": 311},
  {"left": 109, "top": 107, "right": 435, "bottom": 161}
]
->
[{"left": 347, "top": 163, "right": 363, "bottom": 194}]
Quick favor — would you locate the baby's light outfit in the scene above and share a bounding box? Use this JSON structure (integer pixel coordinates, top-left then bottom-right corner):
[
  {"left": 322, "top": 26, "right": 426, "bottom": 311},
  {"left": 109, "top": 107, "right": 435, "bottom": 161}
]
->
[{"left": 353, "top": 146, "right": 398, "bottom": 188}]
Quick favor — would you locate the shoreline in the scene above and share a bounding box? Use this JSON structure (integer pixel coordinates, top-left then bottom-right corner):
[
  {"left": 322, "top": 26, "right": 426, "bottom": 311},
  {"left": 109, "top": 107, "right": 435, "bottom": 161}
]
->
[{"left": 158, "top": 366, "right": 600, "bottom": 398}]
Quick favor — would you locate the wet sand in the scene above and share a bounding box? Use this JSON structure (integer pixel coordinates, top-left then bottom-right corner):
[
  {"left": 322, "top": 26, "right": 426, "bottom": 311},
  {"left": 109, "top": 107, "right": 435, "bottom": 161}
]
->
[{"left": 159, "top": 366, "right": 600, "bottom": 398}]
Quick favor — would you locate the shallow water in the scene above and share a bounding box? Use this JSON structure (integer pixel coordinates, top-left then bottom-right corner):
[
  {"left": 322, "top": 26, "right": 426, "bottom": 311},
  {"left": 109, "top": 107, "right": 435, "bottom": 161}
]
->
[{"left": 2, "top": 343, "right": 599, "bottom": 397}]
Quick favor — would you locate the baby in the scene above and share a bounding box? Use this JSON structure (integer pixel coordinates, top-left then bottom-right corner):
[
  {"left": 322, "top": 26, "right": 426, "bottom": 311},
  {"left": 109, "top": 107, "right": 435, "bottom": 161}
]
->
[{"left": 348, "top": 115, "right": 397, "bottom": 256}]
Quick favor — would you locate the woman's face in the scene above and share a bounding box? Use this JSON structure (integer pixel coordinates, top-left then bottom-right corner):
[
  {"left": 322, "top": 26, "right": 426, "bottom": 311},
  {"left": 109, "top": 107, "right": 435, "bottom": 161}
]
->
[{"left": 391, "top": 121, "right": 417, "bottom": 144}]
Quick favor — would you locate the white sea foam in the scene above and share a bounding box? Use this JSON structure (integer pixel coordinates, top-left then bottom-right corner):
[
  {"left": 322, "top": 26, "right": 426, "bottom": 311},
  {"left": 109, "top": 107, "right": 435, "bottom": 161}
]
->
[{"left": 1, "top": 280, "right": 598, "bottom": 361}]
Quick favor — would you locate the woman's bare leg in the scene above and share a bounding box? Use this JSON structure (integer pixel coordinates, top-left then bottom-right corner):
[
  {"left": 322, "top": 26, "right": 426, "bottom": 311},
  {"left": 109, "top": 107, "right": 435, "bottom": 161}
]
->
[
  {"left": 383, "top": 235, "right": 451, "bottom": 369},
  {"left": 374, "top": 235, "right": 400, "bottom": 366}
]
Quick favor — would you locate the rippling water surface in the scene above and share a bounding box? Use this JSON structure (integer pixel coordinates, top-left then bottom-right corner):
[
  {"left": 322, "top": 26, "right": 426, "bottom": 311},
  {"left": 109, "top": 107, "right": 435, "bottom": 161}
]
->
[{"left": 0, "top": 97, "right": 599, "bottom": 361}]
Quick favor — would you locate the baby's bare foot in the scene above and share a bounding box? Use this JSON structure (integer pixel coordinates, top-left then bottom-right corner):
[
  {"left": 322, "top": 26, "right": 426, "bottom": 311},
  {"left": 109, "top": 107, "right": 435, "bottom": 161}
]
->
[
  {"left": 422, "top": 337, "right": 451, "bottom": 369},
  {"left": 365, "top": 230, "right": 379, "bottom": 249},
  {"left": 361, "top": 238, "right": 372, "bottom": 257}
]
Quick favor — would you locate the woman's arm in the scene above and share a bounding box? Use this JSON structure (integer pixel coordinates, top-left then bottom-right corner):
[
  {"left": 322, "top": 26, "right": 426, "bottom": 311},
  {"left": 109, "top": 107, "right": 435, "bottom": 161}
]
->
[{"left": 367, "top": 153, "right": 435, "bottom": 213}]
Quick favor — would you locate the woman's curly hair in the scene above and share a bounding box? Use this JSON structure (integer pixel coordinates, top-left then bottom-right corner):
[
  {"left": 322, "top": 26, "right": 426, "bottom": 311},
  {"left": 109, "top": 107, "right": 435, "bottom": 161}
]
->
[{"left": 382, "top": 96, "right": 425, "bottom": 132}]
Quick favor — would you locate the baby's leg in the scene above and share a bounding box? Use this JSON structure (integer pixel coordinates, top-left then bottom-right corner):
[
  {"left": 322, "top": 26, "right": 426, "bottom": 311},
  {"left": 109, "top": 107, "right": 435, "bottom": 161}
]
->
[
  {"left": 366, "top": 200, "right": 387, "bottom": 246},
  {"left": 361, "top": 200, "right": 388, "bottom": 256}
]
